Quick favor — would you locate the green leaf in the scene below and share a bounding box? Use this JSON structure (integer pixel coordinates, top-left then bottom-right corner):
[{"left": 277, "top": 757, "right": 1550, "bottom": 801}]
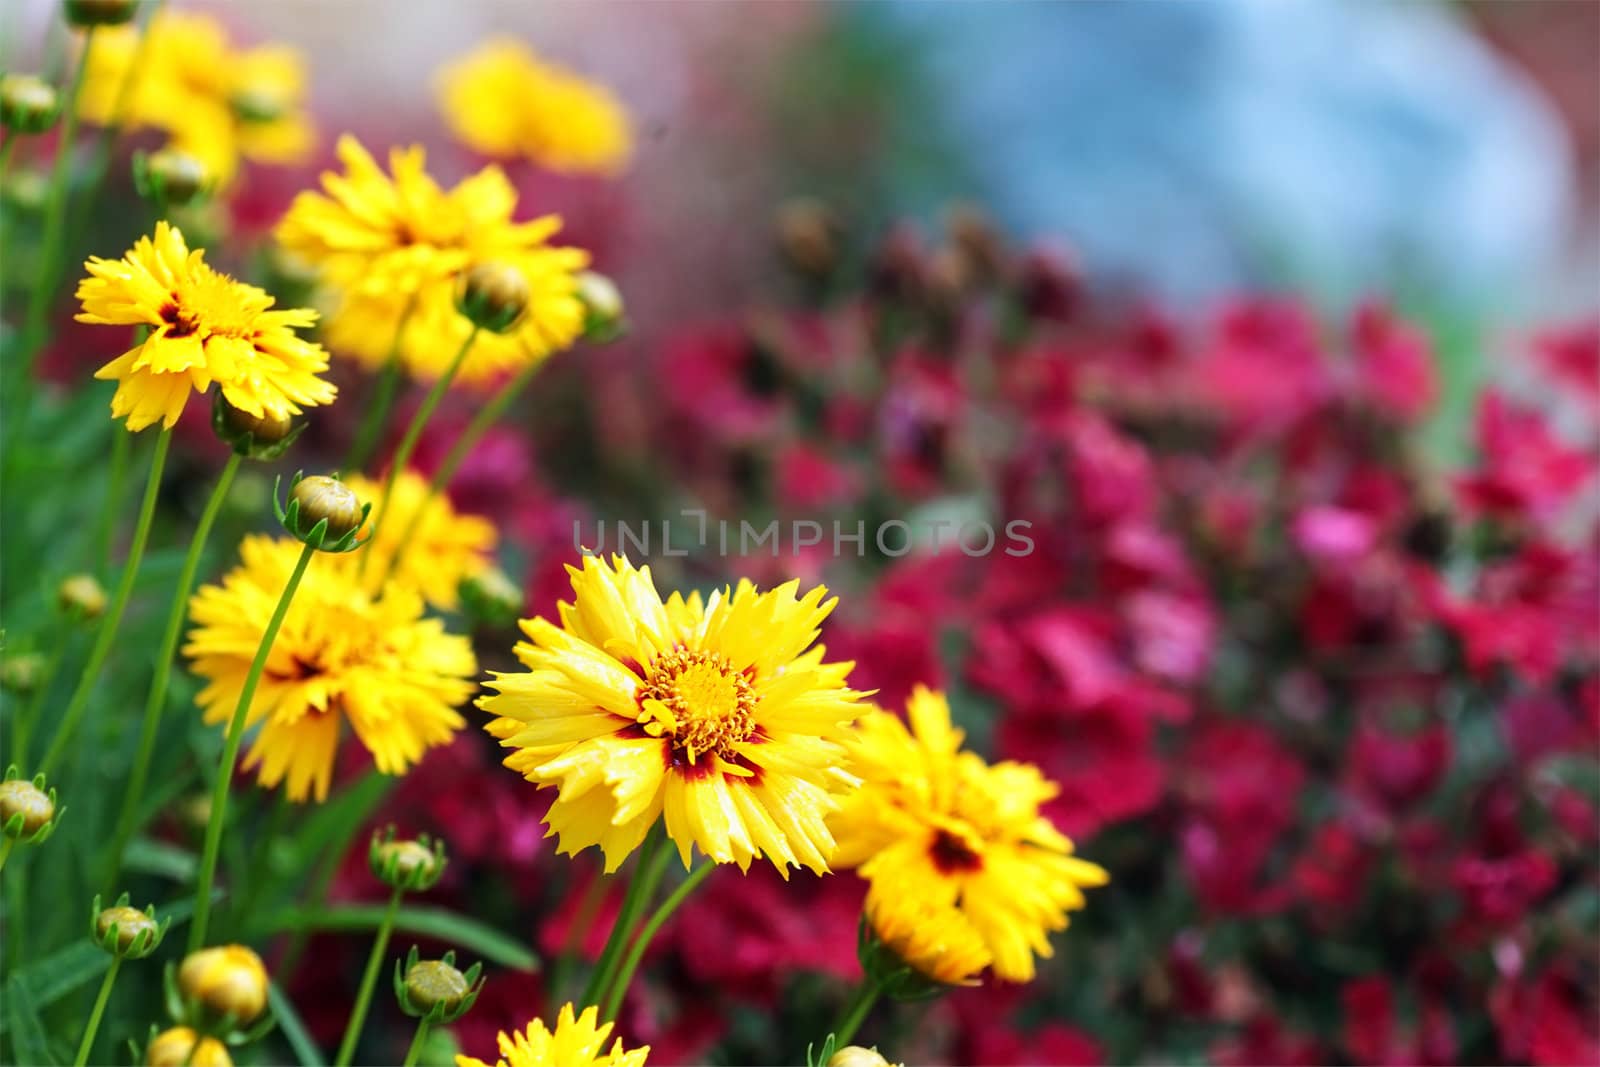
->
[
  {"left": 253, "top": 905, "right": 538, "bottom": 972},
  {"left": 123, "top": 837, "right": 198, "bottom": 882},
  {"left": 4, "top": 974, "right": 53, "bottom": 1065},
  {"left": 268, "top": 981, "right": 326, "bottom": 1067},
  {"left": 0, "top": 896, "right": 201, "bottom": 1036}
]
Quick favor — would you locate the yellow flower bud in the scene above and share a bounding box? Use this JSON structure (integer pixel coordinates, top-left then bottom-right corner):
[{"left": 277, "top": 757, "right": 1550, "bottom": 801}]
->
[
  {"left": 457, "top": 261, "right": 530, "bottom": 334},
  {"left": 58, "top": 573, "right": 107, "bottom": 619},
  {"left": 290, "top": 475, "right": 364, "bottom": 540},
  {"left": 146, "top": 1027, "right": 232, "bottom": 1067},
  {"left": 0, "top": 779, "right": 55, "bottom": 837},
  {"left": 95, "top": 904, "right": 161, "bottom": 957},
  {"left": 0, "top": 74, "right": 61, "bottom": 134},
  {"left": 0, "top": 653, "right": 45, "bottom": 695},
  {"left": 828, "top": 1047, "right": 893, "bottom": 1067},
  {"left": 177, "top": 945, "right": 269, "bottom": 1024},
  {"left": 213, "top": 391, "right": 297, "bottom": 458}
]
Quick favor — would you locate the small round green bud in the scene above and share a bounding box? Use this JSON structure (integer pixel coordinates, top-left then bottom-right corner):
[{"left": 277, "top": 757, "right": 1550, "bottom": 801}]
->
[
  {"left": 372, "top": 840, "right": 442, "bottom": 889},
  {"left": 95, "top": 903, "right": 162, "bottom": 957},
  {"left": 394, "top": 946, "right": 483, "bottom": 1023},
  {"left": 212, "top": 392, "right": 299, "bottom": 459},
  {"left": 576, "top": 270, "right": 625, "bottom": 343},
  {"left": 290, "top": 475, "right": 364, "bottom": 540},
  {"left": 459, "top": 566, "right": 523, "bottom": 630},
  {"left": 58, "top": 573, "right": 108, "bottom": 619},
  {"left": 178, "top": 792, "right": 212, "bottom": 833},
  {"left": 0, "top": 779, "right": 55, "bottom": 837},
  {"left": 3, "top": 169, "right": 48, "bottom": 213},
  {"left": 134, "top": 148, "right": 211, "bottom": 208},
  {"left": 457, "top": 261, "right": 530, "bottom": 334},
  {"left": 369, "top": 829, "right": 447, "bottom": 891},
  {"left": 828, "top": 1047, "right": 893, "bottom": 1067},
  {"left": 404, "top": 960, "right": 468, "bottom": 1014},
  {"left": 230, "top": 84, "right": 289, "bottom": 124},
  {"left": 62, "top": 0, "right": 139, "bottom": 27},
  {"left": 0, "top": 74, "right": 61, "bottom": 134},
  {"left": 0, "top": 653, "right": 46, "bottom": 695}
]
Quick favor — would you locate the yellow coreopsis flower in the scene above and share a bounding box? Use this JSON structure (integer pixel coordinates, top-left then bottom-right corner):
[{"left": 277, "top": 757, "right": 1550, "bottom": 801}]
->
[
  {"left": 76, "top": 222, "right": 335, "bottom": 432},
  {"left": 184, "top": 536, "right": 477, "bottom": 802},
  {"left": 342, "top": 470, "right": 495, "bottom": 611},
  {"left": 275, "top": 136, "right": 589, "bottom": 387},
  {"left": 457, "top": 1004, "right": 647, "bottom": 1067},
  {"left": 437, "top": 39, "right": 632, "bottom": 177},
  {"left": 480, "top": 554, "right": 869, "bottom": 874},
  {"left": 77, "top": 11, "right": 313, "bottom": 185},
  {"left": 829, "top": 687, "right": 1109, "bottom": 983},
  {"left": 862, "top": 887, "right": 993, "bottom": 986}
]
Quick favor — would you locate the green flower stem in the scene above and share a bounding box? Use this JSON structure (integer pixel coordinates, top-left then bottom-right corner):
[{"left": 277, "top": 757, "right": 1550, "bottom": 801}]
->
[
  {"left": 189, "top": 537, "right": 316, "bottom": 953},
  {"left": 829, "top": 976, "right": 882, "bottom": 1050},
  {"left": 334, "top": 885, "right": 403, "bottom": 1067},
  {"left": 578, "top": 832, "right": 667, "bottom": 1013},
  {"left": 400, "top": 1018, "right": 430, "bottom": 1067},
  {"left": 547, "top": 871, "right": 609, "bottom": 1013},
  {"left": 104, "top": 451, "right": 241, "bottom": 887},
  {"left": 360, "top": 327, "right": 481, "bottom": 579},
  {"left": 21, "top": 26, "right": 96, "bottom": 372},
  {"left": 0, "top": 838, "right": 15, "bottom": 874},
  {"left": 38, "top": 426, "right": 172, "bottom": 776},
  {"left": 0, "top": 136, "right": 18, "bottom": 182},
  {"left": 599, "top": 860, "right": 713, "bottom": 1023},
  {"left": 72, "top": 955, "right": 121, "bottom": 1067},
  {"left": 344, "top": 296, "right": 419, "bottom": 473},
  {"left": 11, "top": 625, "right": 69, "bottom": 771},
  {"left": 94, "top": 427, "right": 132, "bottom": 575},
  {"left": 383, "top": 357, "right": 540, "bottom": 586},
  {"left": 75, "top": 0, "right": 166, "bottom": 244}
]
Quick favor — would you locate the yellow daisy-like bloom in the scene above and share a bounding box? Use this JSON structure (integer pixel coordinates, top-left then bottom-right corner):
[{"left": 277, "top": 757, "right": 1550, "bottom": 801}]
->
[
  {"left": 275, "top": 135, "right": 589, "bottom": 387},
  {"left": 829, "top": 687, "right": 1109, "bottom": 983},
  {"left": 457, "top": 1004, "right": 647, "bottom": 1067},
  {"left": 77, "top": 12, "right": 313, "bottom": 185},
  {"left": 341, "top": 470, "right": 495, "bottom": 611},
  {"left": 184, "top": 536, "right": 477, "bottom": 802},
  {"left": 863, "top": 886, "right": 993, "bottom": 986},
  {"left": 438, "top": 39, "right": 632, "bottom": 177},
  {"left": 76, "top": 222, "right": 335, "bottom": 432},
  {"left": 480, "top": 554, "right": 869, "bottom": 874}
]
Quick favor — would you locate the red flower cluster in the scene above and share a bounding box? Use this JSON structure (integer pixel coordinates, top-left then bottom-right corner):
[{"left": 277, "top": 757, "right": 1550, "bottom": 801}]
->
[{"left": 306, "top": 206, "right": 1598, "bottom": 1065}]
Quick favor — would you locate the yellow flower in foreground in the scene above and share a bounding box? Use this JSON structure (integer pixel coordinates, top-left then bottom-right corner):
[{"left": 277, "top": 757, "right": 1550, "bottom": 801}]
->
[
  {"left": 438, "top": 39, "right": 632, "bottom": 177},
  {"left": 829, "top": 687, "right": 1108, "bottom": 983},
  {"left": 276, "top": 135, "right": 589, "bottom": 387},
  {"left": 184, "top": 536, "right": 477, "bottom": 802},
  {"left": 343, "top": 470, "right": 495, "bottom": 611},
  {"left": 76, "top": 222, "right": 334, "bottom": 431},
  {"left": 480, "top": 555, "right": 869, "bottom": 874},
  {"left": 77, "top": 12, "right": 313, "bottom": 185},
  {"left": 457, "top": 1004, "right": 647, "bottom": 1067}
]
